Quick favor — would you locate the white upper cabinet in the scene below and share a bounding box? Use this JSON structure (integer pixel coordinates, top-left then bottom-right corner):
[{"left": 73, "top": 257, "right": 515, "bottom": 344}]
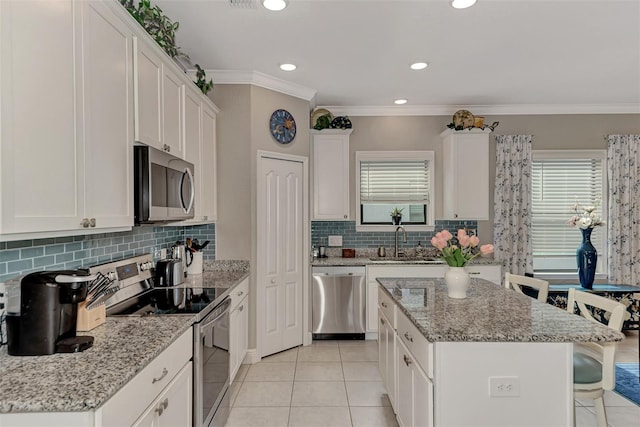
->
[
  {"left": 311, "top": 129, "right": 352, "bottom": 220},
  {"left": 0, "top": 0, "right": 133, "bottom": 237},
  {"left": 181, "top": 86, "right": 218, "bottom": 224},
  {"left": 133, "top": 37, "right": 185, "bottom": 158},
  {"left": 440, "top": 129, "right": 491, "bottom": 220},
  {"left": 81, "top": 1, "right": 134, "bottom": 229}
]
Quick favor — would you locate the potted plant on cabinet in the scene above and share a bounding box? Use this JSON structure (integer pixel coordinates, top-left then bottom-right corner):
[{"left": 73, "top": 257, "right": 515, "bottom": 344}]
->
[{"left": 390, "top": 207, "right": 404, "bottom": 225}]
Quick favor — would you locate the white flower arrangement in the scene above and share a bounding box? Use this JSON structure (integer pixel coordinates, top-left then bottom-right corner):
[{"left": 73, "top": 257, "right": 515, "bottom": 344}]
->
[{"left": 568, "top": 200, "right": 604, "bottom": 229}]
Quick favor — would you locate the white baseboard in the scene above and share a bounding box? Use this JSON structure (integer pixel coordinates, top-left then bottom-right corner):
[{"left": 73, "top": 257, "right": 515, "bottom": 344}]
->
[{"left": 242, "top": 349, "right": 260, "bottom": 365}]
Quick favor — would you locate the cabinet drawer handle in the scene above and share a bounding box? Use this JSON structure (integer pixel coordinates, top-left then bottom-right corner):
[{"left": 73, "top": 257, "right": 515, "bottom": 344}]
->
[
  {"left": 469, "top": 272, "right": 480, "bottom": 275},
  {"left": 155, "top": 398, "right": 169, "bottom": 416},
  {"left": 404, "top": 354, "right": 412, "bottom": 366},
  {"left": 404, "top": 332, "right": 413, "bottom": 342},
  {"left": 237, "top": 291, "right": 244, "bottom": 297},
  {"left": 152, "top": 368, "right": 168, "bottom": 384},
  {"left": 380, "top": 318, "right": 385, "bottom": 325},
  {"left": 381, "top": 302, "right": 388, "bottom": 308}
]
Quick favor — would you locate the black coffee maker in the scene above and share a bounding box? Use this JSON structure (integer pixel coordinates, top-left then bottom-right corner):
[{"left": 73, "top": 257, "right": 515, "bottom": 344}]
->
[{"left": 6, "top": 270, "right": 96, "bottom": 356}]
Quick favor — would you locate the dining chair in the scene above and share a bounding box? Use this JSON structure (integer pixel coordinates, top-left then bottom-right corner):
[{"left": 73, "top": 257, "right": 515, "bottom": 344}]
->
[
  {"left": 504, "top": 272, "right": 549, "bottom": 303},
  {"left": 567, "top": 288, "right": 626, "bottom": 427}
]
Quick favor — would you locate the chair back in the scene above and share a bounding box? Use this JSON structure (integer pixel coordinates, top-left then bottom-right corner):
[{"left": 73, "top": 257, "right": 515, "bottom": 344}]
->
[
  {"left": 567, "top": 288, "right": 626, "bottom": 390},
  {"left": 504, "top": 272, "right": 549, "bottom": 303}
]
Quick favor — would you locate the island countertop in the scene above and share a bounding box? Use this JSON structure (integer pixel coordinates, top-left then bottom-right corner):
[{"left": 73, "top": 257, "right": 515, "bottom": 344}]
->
[{"left": 377, "top": 277, "right": 624, "bottom": 344}]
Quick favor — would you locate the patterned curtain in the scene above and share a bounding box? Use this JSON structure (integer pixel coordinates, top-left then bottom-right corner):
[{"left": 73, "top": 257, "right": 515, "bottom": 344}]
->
[
  {"left": 493, "top": 135, "right": 533, "bottom": 275},
  {"left": 607, "top": 134, "right": 640, "bottom": 284}
]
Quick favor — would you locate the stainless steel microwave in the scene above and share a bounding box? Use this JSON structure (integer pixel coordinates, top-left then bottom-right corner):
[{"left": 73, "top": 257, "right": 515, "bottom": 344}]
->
[{"left": 134, "top": 145, "right": 195, "bottom": 223}]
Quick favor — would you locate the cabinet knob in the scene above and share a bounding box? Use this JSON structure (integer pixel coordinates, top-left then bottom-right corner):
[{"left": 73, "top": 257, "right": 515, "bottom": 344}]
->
[
  {"left": 239, "top": 305, "right": 244, "bottom": 312},
  {"left": 271, "top": 279, "right": 276, "bottom": 284},
  {"left": 89, "top": 218, "right": 96, "bottom": 227},
  {"left": 403, "top": 354, "right": 412, "bottom": 366},
  {"left": 380, "top": 318, "right": 385, "bottom": 325},
  {"left": 203, "top": 215, "right": 208, "bottom": 221},
  {"left": 344, "top": 214, "right": 348, "bottom": 219},
  {"left": 155, "top": 398, "right": 169, "bottom": 416},
  {"left": 454, "top": 213, "right": 458, "bottom": 218},
  {"left": 81, "top": 218, "right": 90, "bottom": 228},
  {"left": 381, "top": 302, "right": 388, "bottom": 308},
  {"left": 404, "top": 331, "right": 414, "bottom": 342},
  {"left": 237, "top": 291, "right": 244, "bottom": 297}
]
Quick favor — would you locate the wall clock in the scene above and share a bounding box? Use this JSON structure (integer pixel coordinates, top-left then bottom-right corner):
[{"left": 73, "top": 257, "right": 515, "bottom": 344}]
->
[{"left": 270, "top": 109, "right": 297, "bottom": 144}]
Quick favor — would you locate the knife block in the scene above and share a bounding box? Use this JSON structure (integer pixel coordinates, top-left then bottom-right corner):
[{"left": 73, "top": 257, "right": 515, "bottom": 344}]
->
[{"left": 76, "top": 301, "right": 106, "bottom": 332}]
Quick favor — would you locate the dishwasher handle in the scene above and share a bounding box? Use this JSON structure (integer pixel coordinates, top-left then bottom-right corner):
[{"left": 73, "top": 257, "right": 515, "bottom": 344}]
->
[{"left": 313, "top": 273, "right": 363, "bottom": 277}]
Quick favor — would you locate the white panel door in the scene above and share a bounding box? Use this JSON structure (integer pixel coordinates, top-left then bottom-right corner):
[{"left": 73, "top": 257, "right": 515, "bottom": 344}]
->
[
  {"left": 81, "top": 1, "right": 133, "bottom": 229},
  {"left": 162, "top": 67, "right": 184, "bottom": 158},
  {"left": 133, "top": 37, "right": 162, "bottom": 149},
  {"left": 259, "top": 156, "right": 304, "bottom": 357},
  {"left": 0, "top": 0, "right": 84, "bottom": 234}
]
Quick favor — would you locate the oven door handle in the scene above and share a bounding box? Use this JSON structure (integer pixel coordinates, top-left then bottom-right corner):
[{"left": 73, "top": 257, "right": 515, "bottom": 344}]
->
[{"left": 199, "top": 303, "right": 230, "bottom": 331}]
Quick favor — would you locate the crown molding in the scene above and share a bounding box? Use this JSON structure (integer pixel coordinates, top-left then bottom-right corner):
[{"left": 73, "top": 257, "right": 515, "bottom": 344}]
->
[
  {"left": 317, "top": 104, "right": 640, "bottom": 117},
  {"left": 208, "top": 70, "right": 317, "bottom": 101}
]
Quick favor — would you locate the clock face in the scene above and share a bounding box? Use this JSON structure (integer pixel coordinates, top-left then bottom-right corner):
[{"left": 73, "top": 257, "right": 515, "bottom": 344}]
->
[{"left": 270, "top": 109, "right": 297, "bottom": 144}]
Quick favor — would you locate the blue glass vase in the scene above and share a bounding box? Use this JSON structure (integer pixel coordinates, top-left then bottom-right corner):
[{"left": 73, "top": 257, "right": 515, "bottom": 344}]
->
[{"left": 576, "top": 228, "right": 597, "bottom": 289}]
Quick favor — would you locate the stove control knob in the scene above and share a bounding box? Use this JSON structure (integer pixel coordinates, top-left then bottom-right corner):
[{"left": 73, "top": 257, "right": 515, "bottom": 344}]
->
[
  {"left": 140, "top": 262, "right": 153, "bottom": 271},
  {"left": 107, "top": 271, "right": 116, "bottom": 281}
]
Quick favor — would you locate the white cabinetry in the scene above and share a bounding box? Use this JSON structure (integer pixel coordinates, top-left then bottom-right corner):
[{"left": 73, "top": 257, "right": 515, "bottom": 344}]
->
[
  {"left": 311, "top": 129, "right": 352, "bottom": 220},
  {"left": 133, "top": 37, "right": 184, "bottom": 158},
  {"left": 396, "top": 337, "right": 433, "bottom": 427},
  {"left": 132, "top": 362, "right": 192, "bottom": 427},
  {"left": 230, "top": 278, "right": 249, "bottom": 382},
  {"left": 378, "top": 306, "right": 396, "bottom": 409},
  {"left": 441, "top": 129, "right": 491, "bottom": 220},
  {"left": 0, "top": 0, "right": 133, "bottom": 238},
  {"left": 97, "top": 328, "right": 192, "bottom": 427},
  {"left": 181, "top": 86, "right": 218, "bottom": 224}
]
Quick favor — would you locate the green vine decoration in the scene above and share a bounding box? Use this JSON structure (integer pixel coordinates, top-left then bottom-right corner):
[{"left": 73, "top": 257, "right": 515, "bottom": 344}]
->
[
  {"left": 120, "top": 0, "right": 187, "bottom": 60},
  {"left": 195, "top": 64, "right": 214, "bottom": 95}
]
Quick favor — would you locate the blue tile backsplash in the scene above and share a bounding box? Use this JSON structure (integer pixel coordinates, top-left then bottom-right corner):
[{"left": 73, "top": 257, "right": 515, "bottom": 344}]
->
[
  {"left": 311, "top": 220, "right": 477, "bottom": 249},
  {"left": 0, "top": 224, "right": 215, "bottom": 282}
]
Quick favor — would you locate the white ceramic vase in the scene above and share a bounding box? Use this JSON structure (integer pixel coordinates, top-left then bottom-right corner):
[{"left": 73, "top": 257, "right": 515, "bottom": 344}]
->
[{"left": 444, "top": 266, "right": 470, "bottom": 299}]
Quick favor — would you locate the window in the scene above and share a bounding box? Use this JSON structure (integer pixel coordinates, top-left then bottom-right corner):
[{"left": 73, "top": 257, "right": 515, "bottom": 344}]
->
[
  {"left": 531, "top": 150, "right": 607, "bottom": 275},
  {"left": 356, "top": 151, "right": 435, "bottom": 231}
]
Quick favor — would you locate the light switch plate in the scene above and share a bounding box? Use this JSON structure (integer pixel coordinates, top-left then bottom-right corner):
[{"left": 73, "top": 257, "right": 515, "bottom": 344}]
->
[{"left": 328, "top": 235, "right": 343, "bottom": 247}]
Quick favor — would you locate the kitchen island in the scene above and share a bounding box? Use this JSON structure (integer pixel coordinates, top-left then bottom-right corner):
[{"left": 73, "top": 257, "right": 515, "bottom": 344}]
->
[
  {"left": 377, "top": 277, "right": 624, "bottom": 427},
  {"left": 0, "top": 263, "right": 248, "bottom": 426}
]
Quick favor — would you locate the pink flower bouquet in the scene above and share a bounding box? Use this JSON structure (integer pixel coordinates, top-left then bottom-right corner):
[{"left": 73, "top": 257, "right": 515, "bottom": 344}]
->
[{"left": 430, "top": 229, "right": 494, "bottom": 267}]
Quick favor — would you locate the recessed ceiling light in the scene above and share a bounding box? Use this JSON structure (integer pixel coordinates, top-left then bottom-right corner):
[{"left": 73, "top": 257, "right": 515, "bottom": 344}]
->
[
  {"left": 280, "top": 63, "right": 296, "bottom": 71},
  {"left": 410, "top": 62, "right": 428, "bottom": 70},
  {"left": 394, "top": 99, "right": 408, "bottom": 105},
  {"left": 450, "top": 0, "right": 477, "bottom": 9},
  {"left": 263, "top": 0, "right": 287, "bottom": 11}
]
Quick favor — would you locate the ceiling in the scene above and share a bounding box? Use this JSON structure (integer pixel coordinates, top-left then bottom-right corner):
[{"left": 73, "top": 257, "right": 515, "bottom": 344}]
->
[{"left": 154, "top": 0, "right": 640, "bottom": 115}]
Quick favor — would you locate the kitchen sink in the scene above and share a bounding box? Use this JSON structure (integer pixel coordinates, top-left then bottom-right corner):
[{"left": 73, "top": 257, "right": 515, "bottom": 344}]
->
[{"left": 368, "top": 257, "right": 444, "bottom": 264}]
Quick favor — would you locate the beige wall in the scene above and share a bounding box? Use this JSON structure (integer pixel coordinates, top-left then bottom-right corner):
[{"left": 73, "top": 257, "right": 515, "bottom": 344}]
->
[
  {"left": 211, "top": 84, "right": 311, "bottom": 348},
  {"left": 349, "top": 114, "right": 640, "bottom": 244}
]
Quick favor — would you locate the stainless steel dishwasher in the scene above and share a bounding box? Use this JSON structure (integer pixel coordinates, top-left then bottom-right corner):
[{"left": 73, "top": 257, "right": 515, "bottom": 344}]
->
[{"left": 311, "top": 266, "right": 366, "bottom": 339}]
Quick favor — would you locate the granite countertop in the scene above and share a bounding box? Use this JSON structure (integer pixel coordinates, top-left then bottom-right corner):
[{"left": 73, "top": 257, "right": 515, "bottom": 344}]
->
[
  {"left": 312, "top": 255, "right": 502, "bottom": 267},
  {"left": 0, "top": 262, "right": 250, "bottom": 414},
  {"left": 378, "top": 277, "right": 624, "bottom": 344}
]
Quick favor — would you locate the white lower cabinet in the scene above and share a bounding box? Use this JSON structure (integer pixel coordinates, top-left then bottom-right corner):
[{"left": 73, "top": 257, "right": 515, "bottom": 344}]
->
[
  {"left": 132, "top": 362, "right": 192, "bottom": 427},
  {"left": 396, "top": 337, "right": 433, "bottom": 427},
  {"left": 378, "top": 308, "right": 396, "bottom": 409},
  {"left": 230, "top": 278, "right": 249, "bottom": 382},
  {"left": 97, "top": 328, "right": 192, "bottom": 427}
]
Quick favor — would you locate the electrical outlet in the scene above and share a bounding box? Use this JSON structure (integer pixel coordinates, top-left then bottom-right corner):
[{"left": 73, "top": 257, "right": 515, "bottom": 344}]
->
[
  {"left": 489, "top": 376, "right": 520, "bottom": 397},
  {"left": 0, "top": 281, "right": 5, "bottom": 311},
  {"left": 328, "top": 235, "right": 343, "bottom": 247},
  {"left": 160, "top": 248, "right": 167, "bottom": 259}
]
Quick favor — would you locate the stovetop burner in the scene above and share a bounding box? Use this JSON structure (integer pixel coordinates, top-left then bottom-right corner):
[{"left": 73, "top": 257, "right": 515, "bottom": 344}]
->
[{"left": 106, "top": 286, "right": 227, "bottom": 316}]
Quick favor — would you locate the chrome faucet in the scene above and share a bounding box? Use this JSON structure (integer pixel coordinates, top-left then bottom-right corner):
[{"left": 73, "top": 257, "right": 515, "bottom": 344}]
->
[{"left": 395, "top": 226, "right": 407, "bottom": 257}]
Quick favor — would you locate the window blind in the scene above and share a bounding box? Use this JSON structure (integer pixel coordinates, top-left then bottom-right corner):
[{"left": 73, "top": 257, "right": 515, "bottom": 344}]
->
[
  {"left": 531, "top": 158, "right": 604, "bottom": 256},
  {"left": 360, "top": 160, "right": 430, "bottom": 203}
]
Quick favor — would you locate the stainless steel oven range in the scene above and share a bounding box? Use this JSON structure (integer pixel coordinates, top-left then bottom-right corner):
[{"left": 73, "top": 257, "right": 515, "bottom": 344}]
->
[{"left": 96, "top": 254, "right": 231, "bottom": 427}]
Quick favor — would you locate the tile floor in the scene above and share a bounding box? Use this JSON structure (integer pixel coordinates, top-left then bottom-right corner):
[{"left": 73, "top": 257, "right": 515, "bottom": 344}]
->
[{"left": 226, "top": 331, "right": 640, "bottom": 427}]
